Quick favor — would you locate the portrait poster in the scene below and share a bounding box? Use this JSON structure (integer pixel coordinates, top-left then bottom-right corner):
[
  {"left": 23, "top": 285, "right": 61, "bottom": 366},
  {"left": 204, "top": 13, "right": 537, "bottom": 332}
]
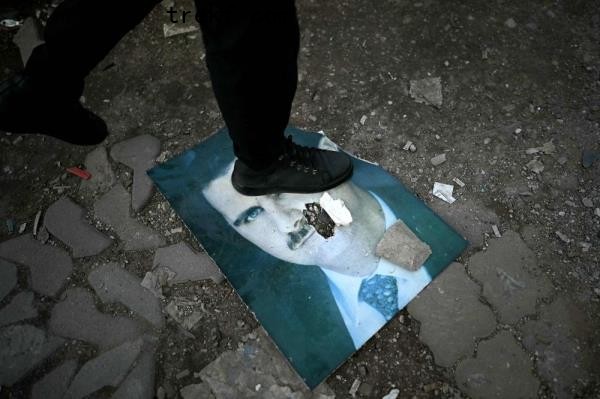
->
[{"left": 148, "top": 127, "right": 468, "bottom": 388}]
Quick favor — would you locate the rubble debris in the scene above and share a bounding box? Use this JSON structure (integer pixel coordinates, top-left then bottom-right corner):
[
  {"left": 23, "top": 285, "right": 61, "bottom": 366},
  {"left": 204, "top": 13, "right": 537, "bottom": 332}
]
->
[
  {"left": 140, "top": 268, "right": 175, "bottom": 298},
  {"left": 349, "top": 378, "right": 361, "bottom": 397},
  {"left": 582, "top": 198, "right": 593, "bottom": 208},
  {"left": 430, "top": 153, "right": 447, "bottom": 166},
  {"left": 403, "top": 140, "right": 413, "bottom": 151},
  {"left": 319, "top": 192, "right": 352, "bottom": 226},
  {"left": 432, "top": 182, "right": 456, "bottom": 204},
  {"left": 303, "top": 203, "right": 335, "bottom": 238},
  {"left": 153, "top": 242, "right": 223, "bottom": 284},
  {"left": 382, "top": 389, "right": 400, "bottom": 399},
  {"left": 176, "top": 370, "right": 190, "bottom": 380},
  {"left": 409, "top": 76, "right": 443, "bottom": 108},
  {"left": 555, "top": 231, "right": 570, "bottom": 243},
  {"left": 164, "top": 297, "right": 204, "bottom": 331},
  {"left": 492, "top": 225, "right": 502, "bottom": 238},
  {"left": 525, "top": 140, "right": 555, "bottom": 155},
  {"left": 163, "top": 23, "right": 199, "bottom": 38},
  {"left": 376, "top": 219, "right": 432, "bottom": 270},
  {"left": 359, "top": 115, "right": 367, "bottom": 125},
  {"left": 557, "top": 156, "right": 567, "bottom": 165},
  {"left": 579, "top": 242, "right": 592, "bottom": 252},
  {"left": 79, "top": 146, "right": 116, "bottom": 196},
  {"left": 66, "top": 166, "right": 91, "bottom": 180},
  {"left": 505, "top": 18, "right": 517, "bottom": 28},
  {"left": 526, "top": 158, "right": 544, "bottom": 174},
  {"left": 452, "top": 177, "right": 465, "bottom": 187}
]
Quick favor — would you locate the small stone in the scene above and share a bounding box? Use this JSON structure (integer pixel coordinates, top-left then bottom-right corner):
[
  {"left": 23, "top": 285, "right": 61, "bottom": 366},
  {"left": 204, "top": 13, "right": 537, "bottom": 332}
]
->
[
  {"left": 403, "top": 140, "right": 413, "bottom": 151},
  {"left": 382, "top": 388, "right": 400, "bottom": 399},
  {"left": 453, "top": 177, "right": 465, "bottom": 187},
  {"left": 376, "top": 219, "right": 432, "bottom": 270},
  {"left": 557, "top": 156, "right": 567, "bottom": 165},
  {"left": 0, "top": 259, "right": 18, "bottom": 302},
  {"left": 0, "top": 235, "right": 72, "bottom": 296},
  {"left": 483, "top": 138, "right": 491, "bottom": 145},
  {"left": 31, "top": 360, "right": 78, "bottom": 399},
  {"left": 410, "top": 77, "right": 443, "bottom": 108},
  {"left": 526, "top": 158, "right": 544, "bottom": 173},
  {"left": 505, "top": 17, "right": 517, "bottom": 28},
  {"left": 156, "top": 386, "right": 166, "bottom": 399},
  {"left": 111, "top": 135, "right": 161, "bottom": 211},
  {"left": 163, "top": 23, "right": 199, "bottom": 38},
  {"left": 94, "top": 184, "right": 165, "bottom": 251},
  {"left": 360, "top": 115, "right": 367, "bottom": 125},
  {"left": 349, "top": 378, "right": 361, "bottom": 396},
  {"left": 581, "top": 149, "right": 600, "bottom": 168},
  {"left": 88, "top": 263, "right": 165, "bottom": 328},
  {"left": 582, "top": 198, "right": 593, "bottom": 208},
  {"left": 492, "top": 225, "right": 501, "bottom": 238},
  {"left": 430, "top": 153, "right": 447, "bottom": 166},
  {"left": 153, "top": 242, "right": 223, "bottom": 284},
  {"left": 44, "top": 197, "right": 112, "bottom": 258},
  {"left": 0, "top": 291, "right": 38, "bottom": 326},
  {"left": 65, "top": 338, "right": 144, "bottom": 399},
  {"left": 409, "top": 143, "right": 417, "bottom": 152},
  {"left": 555, "top": 231, "right": 570, "bottom": 243}
]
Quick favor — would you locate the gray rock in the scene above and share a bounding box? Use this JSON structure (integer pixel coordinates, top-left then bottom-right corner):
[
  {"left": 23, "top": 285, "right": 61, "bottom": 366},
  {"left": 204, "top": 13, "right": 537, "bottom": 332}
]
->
[
  {"left": 0, "top": 259, "right": 18, "bottom": 301},
  {"left": 375, "top": 220, "right": 432, "bottom": 271},
  {"left": 520, "top": 297, "right": 592, "bottom": 398},
  {"left": 49, "top": 288, "right": 143, "bottom": 351},
  {"left": 409, "top": 77, "right": 443, "bottom": 108},
  {"left": 408, "top": 263, "right": 496, "bottom": 367},
  {"left": 0, "top": 324, "right": 64, "bottom": 386},
  {"left": 0, "top": 235, "right": 73, "bottom": 296},
  {"left": 44, "top": 197, "right": 112, "bottom": 258},
  {"left": 112, "top": 337, "right": 157, "bottom": 399},
  {"left": 79, "top": 146, "right": 116, "bottom": 196},
  {"left": 455, "top": 331, "right": 539, "bottom": 399},
  {"left": 94, "top": 184, "right": 164, "bottom": 250},
  {"left": 0, "top": 291, "right": 38, "bottom": 326},
  {"left": 12, "top": 17, "right": 44, "bottom": 66},
  {"left": 467, "top": 230, "right": 552, "bottom": 324},
  {"left": 111, "top": 135, "right": 161, "bottom": 211},
  {"left": 88, "top": 263, "right": 164, "bottom": 328},
  {"left": 430, "top": 153, "right": 447, "bottom": 166},
  {"left": 31, "top": 360, "right": 78, "bottom": 399},
  {"left": 200, "top": 328, "right": 333, "bottom": 399},
  {"left": 153, "top": 242, "right": 223, "bottom": 284},
  {"left": 64, "top": 338, "right": 143, "bottom": 399},
  {"left": 180, "top": 383, "right": 215, "bottom": 399},
  {"left": 428, "top": 199, "right": 498, "bottom": 248}
]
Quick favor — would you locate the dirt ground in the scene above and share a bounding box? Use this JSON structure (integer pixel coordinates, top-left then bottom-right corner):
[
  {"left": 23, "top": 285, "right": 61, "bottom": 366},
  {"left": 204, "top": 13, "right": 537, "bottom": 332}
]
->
[{"left": 1, "top": 0, "right": 599, "bottom": 398}]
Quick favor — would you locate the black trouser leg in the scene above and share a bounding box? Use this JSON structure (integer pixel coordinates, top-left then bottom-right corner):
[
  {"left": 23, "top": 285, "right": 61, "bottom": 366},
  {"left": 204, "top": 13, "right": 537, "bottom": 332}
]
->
[
  {"left": 25, "top": 0, "right": 162, "bottom": 99},
  {"left": 195, "top": 0, "right": 300, "bottom": 169}
]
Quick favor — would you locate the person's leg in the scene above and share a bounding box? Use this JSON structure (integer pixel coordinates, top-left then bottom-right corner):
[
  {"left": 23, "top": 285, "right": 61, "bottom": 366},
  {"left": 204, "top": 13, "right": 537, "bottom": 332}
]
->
[{"left": 195, "top": 0, "right": 298, "bottom": 170}]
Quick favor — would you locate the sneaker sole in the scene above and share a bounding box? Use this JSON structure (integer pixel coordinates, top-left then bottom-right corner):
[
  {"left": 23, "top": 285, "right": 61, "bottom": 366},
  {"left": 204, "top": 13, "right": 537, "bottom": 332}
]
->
[{"left": 232, "top": 162, "right": 354, "bottom": 196}]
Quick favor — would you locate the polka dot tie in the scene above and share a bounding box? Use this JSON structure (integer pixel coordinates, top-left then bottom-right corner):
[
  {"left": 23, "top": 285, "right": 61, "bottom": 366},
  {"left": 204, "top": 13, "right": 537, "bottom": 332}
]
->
[{"left": 358, "top": 274, "right": 398, "bottom": 320}]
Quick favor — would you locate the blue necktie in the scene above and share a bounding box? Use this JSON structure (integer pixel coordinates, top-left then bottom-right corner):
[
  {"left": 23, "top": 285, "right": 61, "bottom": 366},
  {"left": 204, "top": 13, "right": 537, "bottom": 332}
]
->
[{"left": 358, "top": 274, "right": 398, "bottom": 320}]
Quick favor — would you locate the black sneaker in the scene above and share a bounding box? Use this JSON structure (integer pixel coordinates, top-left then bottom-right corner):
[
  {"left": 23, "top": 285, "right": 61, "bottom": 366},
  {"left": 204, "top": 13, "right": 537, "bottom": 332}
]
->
[
  {"left": 231, "top": 135, "right": 353, "bottom": 195},
  {"left": 0, "top": 73, "right": 108, "bottom": 145}
]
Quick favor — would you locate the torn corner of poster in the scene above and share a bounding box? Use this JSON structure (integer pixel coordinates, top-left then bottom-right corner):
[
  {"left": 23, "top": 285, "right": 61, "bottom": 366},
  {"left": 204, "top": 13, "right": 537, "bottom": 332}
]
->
[
  {"left": 432, "top": 182, "right": 456, "bottom": 204},
  {"left": 319, "top": 192, "right": 353, "bottom": 226}
]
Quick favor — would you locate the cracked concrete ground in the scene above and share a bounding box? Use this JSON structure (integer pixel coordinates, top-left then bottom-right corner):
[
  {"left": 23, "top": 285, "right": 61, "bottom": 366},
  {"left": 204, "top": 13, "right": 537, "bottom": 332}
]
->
[{"left": 1, "top": 0, "right": 599, "bottom": 398}]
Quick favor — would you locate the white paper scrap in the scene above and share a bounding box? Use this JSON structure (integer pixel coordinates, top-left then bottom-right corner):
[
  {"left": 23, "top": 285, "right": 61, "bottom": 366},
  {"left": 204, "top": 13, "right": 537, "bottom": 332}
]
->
[
  {"left": 432, "top": 182, "right": 456, "bottom": 204},
  {"left": 320, "top": 192, "right": 353, "bottom": 225}
]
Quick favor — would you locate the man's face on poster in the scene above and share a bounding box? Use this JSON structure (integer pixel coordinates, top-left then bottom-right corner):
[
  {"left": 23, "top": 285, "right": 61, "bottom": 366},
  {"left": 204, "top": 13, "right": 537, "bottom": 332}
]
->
[{"left": 202, "top": 162, "right": 385, "bottom": 277}]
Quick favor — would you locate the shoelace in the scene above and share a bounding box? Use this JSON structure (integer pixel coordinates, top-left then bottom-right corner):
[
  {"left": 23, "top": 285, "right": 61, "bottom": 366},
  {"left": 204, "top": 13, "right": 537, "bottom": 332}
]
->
[{"left": 277, "top": 136, "right": 319, "bottom": 175}]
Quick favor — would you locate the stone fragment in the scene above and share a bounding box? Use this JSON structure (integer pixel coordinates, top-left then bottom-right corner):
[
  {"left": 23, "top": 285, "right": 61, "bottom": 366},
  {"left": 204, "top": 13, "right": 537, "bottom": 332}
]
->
[
  {"left": 112, "top": 337, "right": 157, "bottom": 399},
  {"left": 582, "top": 197, "right": 593, "bottom": 208},
  {"left": 200, "top": 328, "right": 333, "bottom": 399},
  {"left": 163, "top": 23, "right": 199, "bottom": 38},
  {"left": 0, "top": 259, "right": 18, "bottom": 302},
  {"left": 520, "top": 297, "right": 593, "bottom": 398},
  {"left": 349, "top": 378, "right": 361, "bottom": 396},
  {"left": 408, "top": 263, "right": 496, "bottom": 367},
  {"left": 467, "top": 231, "right": 552, "bottom": 324},
  {"left": 111, "top": 135, "right": 161, "bottom": 211},
  {"left": 430, "top": 153, "right": 447, "bottom": 166},
  {"left": 455, "top": 331, "right": 539, "bottom": 399},
  {"left": 31, "top": 360, "right": 78, "bottom": 399},
  {"left": 505, "top": 17, "right": 517, "bottom": 28},
  {"left": 12, "top": 17, "right": 44, "bottom": 66},
  {"left": 49, "top": 288, "right": 143, "bottom": 351},
  {"left": 382, "top": 388, "right": 400, "bottom": 399},
  {"left": 64, "top": 338, "right": 143, "bottom": 399},
  {"left": 555, "top": 230, "right": 570, "bottom": 243},
  {"left": 0, "top": 235, "right": 73, "bottom": 296},
  {"left": 375, "top": 219, "right": 431, "bottom": 271},
  {"left": 44, "top": 197, "right": 112, "bottom": 258},
  {"left": 180, "top": 383, "right": 215, "bottom": 399},
  {"left": 0, "top": 291, "right": 38, "bottom": 326},
  {"left": 94, "top": 184, "right": 164, "bottom": 250},
  {"left": 164, "top": 298, "right": 204, "bottom": 331},
  {"left": 409, "top": 77, "right": 443, "bottom": 108},
  {"left": 153, "top": 242, "right": 223, "bottom": 284},
  {"left": 79, "top": 146, "right": 116, "bottom": 196},
  {"left": 0, "top": 324, "right": 64, "bottom": 386},
  {"left": 526, "top": 158, "right": 544, "bottom": 173},
  {"left": 88, "top": 263, "right": 164, "bottom": 328}
]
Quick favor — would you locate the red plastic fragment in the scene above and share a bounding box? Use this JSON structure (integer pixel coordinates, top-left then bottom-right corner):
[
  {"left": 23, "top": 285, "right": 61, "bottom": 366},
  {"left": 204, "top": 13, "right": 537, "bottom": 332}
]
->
[{"left": 66, "top": 167, "right": 92, "bottom": 180}]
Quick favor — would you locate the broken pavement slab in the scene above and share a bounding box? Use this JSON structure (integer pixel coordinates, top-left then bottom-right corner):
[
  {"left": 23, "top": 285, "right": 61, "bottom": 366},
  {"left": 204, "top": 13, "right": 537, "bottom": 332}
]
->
[
  {"left": 409, "top": 77, "right": 443, "bottom": 108},
  {"left": 79, "top": 146, "right": 117, "bottom": 196},
  {"left": 31, "top": 360, "right": 79, "bottom": 399},
  {"left": 0, "top": 324, "right": 65, "bottom": 386},
  {"left": 12, "top": 17, "right": 44, "bottom": 66},
  {"left": 407, "top": 262, "right": 496, "bottom": 367},
  {"left": 153, "top": 242, "right": 224, "bottom": 284},
  {"left": 0, "top": 291, "right": 38, "bottom": 326},
  {"left": 467, "top": 230, "right": 552, "bottom": 324},
  {"left": 49, "top": 288, "right": 144, "bottom": 351},
  {"left": 112, "top": 337, "right": 157, "bottom": 399},
  {"left": 375, "top": 219, "right": 431, "bottom": 271},
  {"left": 455, "top": 331, "right": 539, "bottom": 399},
  {"left": 0, "top": 259, "right": 18, "bottom": 302},
  {"left": 88, "top": 263, "right": 165, "bottom": 329},
  {"left": 110, "top": 134, "right": 161, "bottom": 212},
  {"left": 0, "top": 234, "right": 73, "bottom": 297},
  {"left": 94, "top": 184, "right": 165, "bottom": 251},
  {"left": 180, "top": 383, "right": 215, "bottom": 399},
  {"left": 64, "top": 337, "right": 144, "bottom": 399},
  {"left": 44, "top": 197, "right": 113, "bottom": 258},
  {"left": 520, "top": 297, "right": 593, "bottom": 398},
  {"left": 200, "top": 328, "right": 334, "bottom": 399}
]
